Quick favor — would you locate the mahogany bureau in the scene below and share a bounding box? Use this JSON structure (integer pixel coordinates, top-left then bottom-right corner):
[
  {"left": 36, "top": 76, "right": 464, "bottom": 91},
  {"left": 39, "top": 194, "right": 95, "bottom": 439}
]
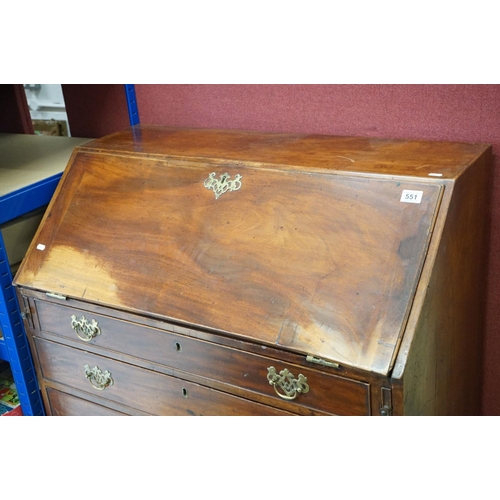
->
[{"left": 13, "top": 126, "right": 491, "bottom": 416}]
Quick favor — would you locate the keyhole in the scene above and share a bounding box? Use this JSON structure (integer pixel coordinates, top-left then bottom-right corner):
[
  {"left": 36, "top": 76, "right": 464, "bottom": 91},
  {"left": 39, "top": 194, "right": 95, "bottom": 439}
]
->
[
  {"left": 175, "top": 342, "right": 182, "bottom": 352},
  {"left": 182, "top": 388, "right": 188, "bottom": 398}
]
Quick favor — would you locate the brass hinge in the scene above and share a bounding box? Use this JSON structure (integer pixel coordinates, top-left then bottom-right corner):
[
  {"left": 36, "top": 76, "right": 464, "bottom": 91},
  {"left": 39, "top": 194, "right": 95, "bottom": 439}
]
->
[
  {"left": 306, "top": 354, "right": 340, "bottom": 369},
  {"left": 46, "top": 292, "right": 67, "bottom": 300}
]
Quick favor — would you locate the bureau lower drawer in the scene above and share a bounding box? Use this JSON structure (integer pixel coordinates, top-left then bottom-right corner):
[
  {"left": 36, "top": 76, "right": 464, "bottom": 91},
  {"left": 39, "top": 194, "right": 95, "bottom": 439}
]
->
[
  {"left": 34, "top": 338, "right": 295, "bottom": 416},
  {"left": 33, "top": 299, "right": 371, "bottom": 415},
  {"left": 45, "top": 387, "right": 127, "bottom": 416}
]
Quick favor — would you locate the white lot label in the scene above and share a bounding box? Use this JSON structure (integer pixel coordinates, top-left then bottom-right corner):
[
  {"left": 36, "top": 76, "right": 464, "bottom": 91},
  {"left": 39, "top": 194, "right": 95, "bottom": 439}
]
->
[{"left": 400, "top": 190, "right": 423, "bottom": 204}]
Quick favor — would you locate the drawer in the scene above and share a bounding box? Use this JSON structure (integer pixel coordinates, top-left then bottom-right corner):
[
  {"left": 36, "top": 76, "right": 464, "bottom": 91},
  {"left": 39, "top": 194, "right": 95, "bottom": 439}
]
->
[
  {"left": 45, "top": 387, "right": 127, "bottom": 416},
  {"left": 34, "top": 338, "right": 296, "bottom": 416},
  {"left": 34, "top": 299, "right": 370, "bottom": 415}
]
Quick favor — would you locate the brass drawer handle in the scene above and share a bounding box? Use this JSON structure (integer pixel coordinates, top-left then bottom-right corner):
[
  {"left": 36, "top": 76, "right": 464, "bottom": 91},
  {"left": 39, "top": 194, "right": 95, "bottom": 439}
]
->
[
  {"left": 84, "top": 364, "right": 113, "bottom": 391},
  {"left": 267, "top": 366, "right": 310, "bottom": 400},
  {"left": 71, "top": 314, "right": 101, "bottom": 342}
]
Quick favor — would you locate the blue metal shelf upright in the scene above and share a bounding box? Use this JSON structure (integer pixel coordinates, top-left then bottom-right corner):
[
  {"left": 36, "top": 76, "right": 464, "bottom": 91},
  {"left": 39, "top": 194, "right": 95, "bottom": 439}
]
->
[{"left": 125, "top": 84, "right": 140, "bottom": 126}]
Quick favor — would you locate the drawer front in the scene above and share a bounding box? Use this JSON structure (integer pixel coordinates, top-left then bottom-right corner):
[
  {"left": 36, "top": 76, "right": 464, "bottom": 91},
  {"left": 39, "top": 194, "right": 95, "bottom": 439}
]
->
[
  {"left": 45, "top": 387, "right": 127, "bottom": 416},
  {"left": 35, "top": 300, "right": 370, "bottom": 415},
  {"left": 34, "top": 338, "right": 295, "bottom": 416}
]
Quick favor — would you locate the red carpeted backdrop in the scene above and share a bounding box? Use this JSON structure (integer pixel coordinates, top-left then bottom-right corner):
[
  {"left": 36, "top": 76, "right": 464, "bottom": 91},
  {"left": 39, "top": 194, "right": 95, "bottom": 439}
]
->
[{"left": 8, "top": 84, "right": 500, "bottom": 414}]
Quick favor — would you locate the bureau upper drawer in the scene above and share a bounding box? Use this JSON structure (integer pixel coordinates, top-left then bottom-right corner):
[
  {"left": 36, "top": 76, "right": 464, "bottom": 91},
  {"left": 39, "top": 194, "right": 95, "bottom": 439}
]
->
[
  {"left": 34, "top": 299, "right": 371, "bottom": 415},
  {"left": 34, "top": 338, "right": 295, "bottom": 416}
]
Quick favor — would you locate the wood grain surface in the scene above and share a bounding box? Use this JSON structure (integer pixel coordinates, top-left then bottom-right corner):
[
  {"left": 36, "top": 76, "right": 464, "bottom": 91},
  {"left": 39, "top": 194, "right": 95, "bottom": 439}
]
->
[
  {"left": 14, "top": 126, "right": 492, "bottom": 415},
  {"left": 16, "top": 147, "right": 442, "bottom": 374}
]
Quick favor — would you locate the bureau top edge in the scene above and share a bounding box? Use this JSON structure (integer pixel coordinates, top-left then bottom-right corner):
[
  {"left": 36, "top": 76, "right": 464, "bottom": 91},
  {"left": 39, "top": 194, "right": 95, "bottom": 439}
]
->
[{"left": 75, "top": 125, "right": 492, "bottom": 181}]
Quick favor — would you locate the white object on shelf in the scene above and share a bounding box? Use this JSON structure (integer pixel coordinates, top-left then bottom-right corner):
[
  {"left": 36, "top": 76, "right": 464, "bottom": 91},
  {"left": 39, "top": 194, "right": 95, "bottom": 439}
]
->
[{"left": 24, "top": 84, "right": 71, "bottom": 136}]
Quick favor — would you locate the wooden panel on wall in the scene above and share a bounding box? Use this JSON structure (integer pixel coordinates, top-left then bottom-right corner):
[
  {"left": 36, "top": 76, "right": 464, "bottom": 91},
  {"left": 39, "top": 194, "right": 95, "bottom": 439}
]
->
[
  {"left": 0, "top": 84, "right": 34, "bottom": 134},
  {"left": 62, "top": 84, "right": 130, "bottom": 139}
]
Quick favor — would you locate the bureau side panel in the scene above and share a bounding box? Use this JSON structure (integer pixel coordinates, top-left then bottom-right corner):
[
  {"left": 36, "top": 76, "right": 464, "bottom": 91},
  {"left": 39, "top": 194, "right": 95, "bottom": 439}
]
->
[{"left": 393, "top": 149, "right": 491, "bottom": 415}]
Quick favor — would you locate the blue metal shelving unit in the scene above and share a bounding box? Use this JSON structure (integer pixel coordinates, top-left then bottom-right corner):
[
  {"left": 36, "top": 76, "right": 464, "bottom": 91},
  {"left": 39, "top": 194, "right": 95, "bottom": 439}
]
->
[
  {"left": 0, "top": 85, "right": 139, "bottom": 415},
  {"left": 0, "top": 177, "right": 61, "bottom": 416},
  {"left": 0, "top": 134, "right": 93, "bottom": 415},
  {"left": 0, "top": 230, "right": 43, "bottom": 415}
]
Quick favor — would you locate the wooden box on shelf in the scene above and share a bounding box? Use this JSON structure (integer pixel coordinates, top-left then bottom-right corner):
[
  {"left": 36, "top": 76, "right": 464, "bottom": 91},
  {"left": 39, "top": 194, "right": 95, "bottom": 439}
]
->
[{"left": 14, "top": 126, "right": 491, "bottom": 415}]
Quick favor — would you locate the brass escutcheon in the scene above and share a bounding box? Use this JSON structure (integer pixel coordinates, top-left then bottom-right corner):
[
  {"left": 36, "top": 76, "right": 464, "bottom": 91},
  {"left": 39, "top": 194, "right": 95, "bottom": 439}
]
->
[
  {"left": 204, "top": 172, "right": 242, "bottom": 199},
  {"left": 84, "top": 364, "right": 113, "bottom": 391},
  {"left": 267, "top": 366, "right": 310, "bottom": 400},
  {"left": 71, "top": 314, "right": 101, "bottom": 342}
]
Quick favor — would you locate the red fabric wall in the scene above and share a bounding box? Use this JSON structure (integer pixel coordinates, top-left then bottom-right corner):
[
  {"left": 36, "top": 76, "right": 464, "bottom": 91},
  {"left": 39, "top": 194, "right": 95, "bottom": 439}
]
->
[{"left": 135, "top": 84, "right": 500, "bottom": 415}]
